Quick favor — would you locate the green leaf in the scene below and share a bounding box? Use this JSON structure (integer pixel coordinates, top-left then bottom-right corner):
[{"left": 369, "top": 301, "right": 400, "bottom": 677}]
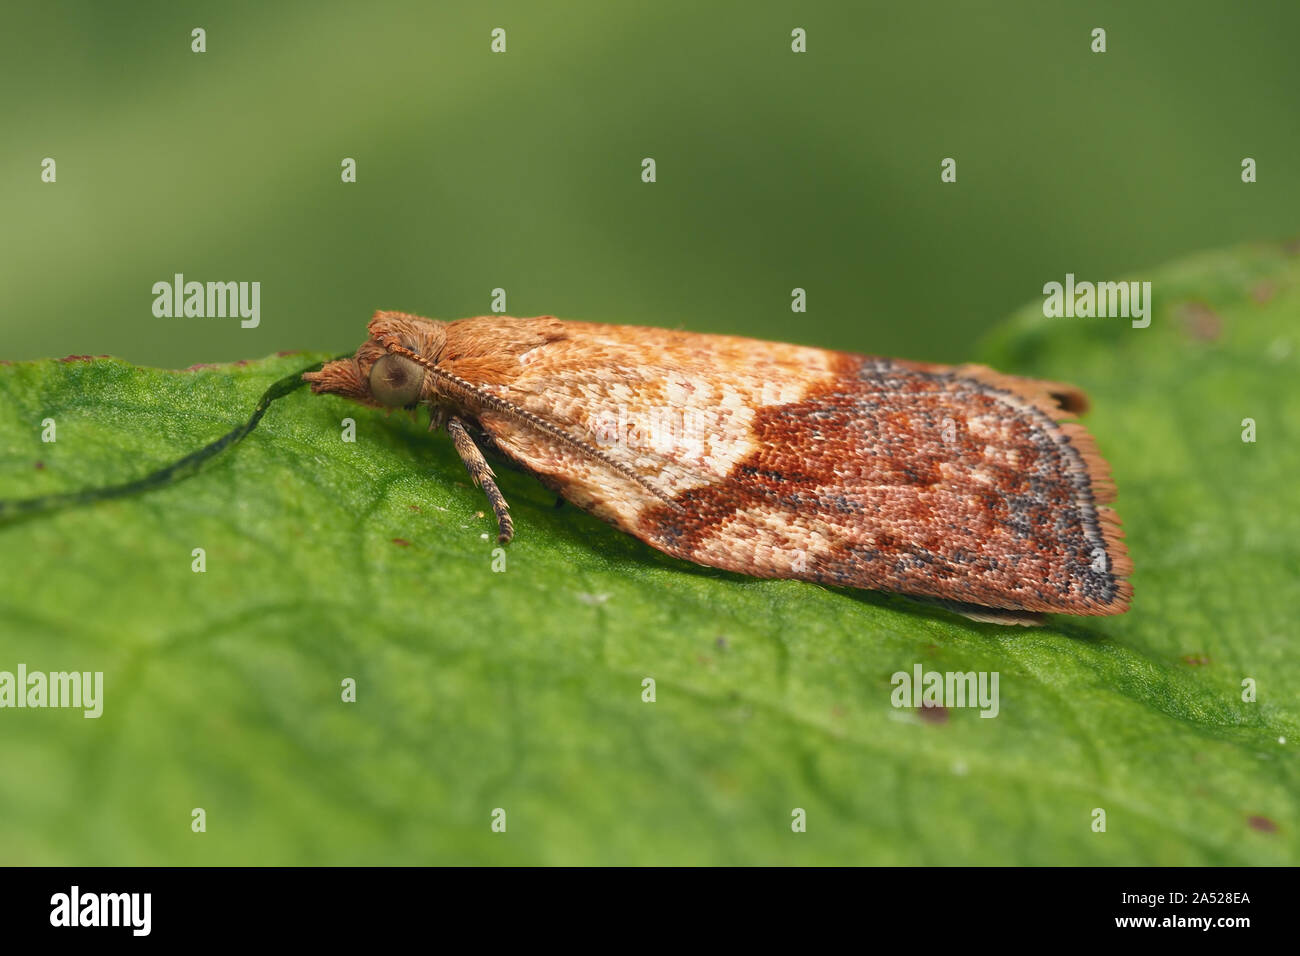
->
[{"left": 1, "top": 242, "right": 1297, "bottom": 864}]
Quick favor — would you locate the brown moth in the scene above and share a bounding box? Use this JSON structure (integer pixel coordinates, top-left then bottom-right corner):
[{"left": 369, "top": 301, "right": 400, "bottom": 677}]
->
[{"left": 305, "top": 311, "right": 1132, "bottom": 624}]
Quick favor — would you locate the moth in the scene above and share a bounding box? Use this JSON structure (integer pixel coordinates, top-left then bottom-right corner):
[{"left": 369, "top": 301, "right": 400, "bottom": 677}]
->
[{"left": 305, "top": 311, "right": 1131, "bottom": 624}]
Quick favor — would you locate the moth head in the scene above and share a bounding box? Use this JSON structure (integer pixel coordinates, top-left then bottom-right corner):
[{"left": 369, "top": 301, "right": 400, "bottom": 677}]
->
[{"left": 303, "top": 311, "right": 447, "bottom": 408}]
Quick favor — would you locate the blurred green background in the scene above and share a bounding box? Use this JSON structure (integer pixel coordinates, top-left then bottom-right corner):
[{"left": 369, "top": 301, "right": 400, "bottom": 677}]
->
[{"left": 3, "top": 0, "right": 1297, "bottom": 366}]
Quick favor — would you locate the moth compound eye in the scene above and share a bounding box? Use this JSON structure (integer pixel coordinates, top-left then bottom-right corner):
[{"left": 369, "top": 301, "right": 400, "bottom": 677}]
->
[{"left": 368, "top": 353, "right": 425, "bottom": 407}]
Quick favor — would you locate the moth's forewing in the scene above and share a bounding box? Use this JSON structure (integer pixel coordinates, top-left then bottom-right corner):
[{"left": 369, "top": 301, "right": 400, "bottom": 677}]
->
[{"left": 430, "top": 317, "right": 1130, "bottom": 616}]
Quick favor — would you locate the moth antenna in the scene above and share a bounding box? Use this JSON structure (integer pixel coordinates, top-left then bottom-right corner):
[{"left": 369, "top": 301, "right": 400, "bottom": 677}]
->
[
  {"left": 0, "top": 355, "right": 349, "bottom": 522},
  {"left": 385, "top": 342, "right": 683, "bottom": 511}
]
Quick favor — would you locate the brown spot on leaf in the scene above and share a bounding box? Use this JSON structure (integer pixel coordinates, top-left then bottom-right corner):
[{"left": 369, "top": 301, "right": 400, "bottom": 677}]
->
[
  {"left": 1176, "top": 303, "right": 1222, "bottom": 342},
  {"left": 276, "top": 350, "right": 302, "bottom": 357},
  {"left": 1251, "top": 282, "right": 1276, "bottom": 304},
  {"left": 919, "top": 702, "right": 949, "bottom": 724},
  {"left": 34, "top": 461, "right": 45, "bottom": 470},
  {"left": 1247, "top": 815, "right": 1277, "bottom": 833},
  {"left": 1182, "top": 653, "right": 1211, "bottom": 667},
  {"left": 408, "top": 505, "right": 421, "bottom": 512},
  {"left": 392, "top": 537, "right": 411, "bottom": 547}
]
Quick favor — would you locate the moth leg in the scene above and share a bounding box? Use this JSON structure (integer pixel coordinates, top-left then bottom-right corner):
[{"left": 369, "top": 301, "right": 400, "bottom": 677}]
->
[
  {"left": 909, "top": 595, "right": 1045, "bottom": 627},
  {"left": 427, "top": 405, "right": 448, "bottom": 432},
  {"left": 471, "top": 430, "right": 530, "bottom": 477},
  {"left": 446, "top": 416, "right": 514, "bottom": 544}
]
